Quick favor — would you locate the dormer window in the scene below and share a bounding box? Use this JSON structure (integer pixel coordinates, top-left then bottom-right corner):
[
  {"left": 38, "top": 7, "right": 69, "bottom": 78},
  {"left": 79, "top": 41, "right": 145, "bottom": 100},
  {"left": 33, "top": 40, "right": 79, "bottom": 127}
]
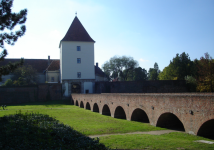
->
[{"left": 77, "top": 46, "right": 81, "bottom": 51}]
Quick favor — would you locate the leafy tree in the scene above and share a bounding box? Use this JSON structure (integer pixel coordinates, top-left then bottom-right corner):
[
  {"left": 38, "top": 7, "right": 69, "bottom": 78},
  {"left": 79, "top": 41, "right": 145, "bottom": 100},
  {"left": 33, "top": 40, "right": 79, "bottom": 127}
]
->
[
  {"left": 158, "top": 52, "right": 196, "bottom": 80},
  {"left": 185, "top": 75, "right": 197, "bottom": 92},
  {"left": 12, "top": 65, "right": 38, "bottom": 85},
  {"left": 0, "top": 0, "right": 27, "bottom": 81},
  {"left": 148, "top": 62, "right": 159, "bottom": 80},
  {"left": 13, "top": 77, "right": 27, "bottom": 86},
  {"left": 2, "top": 78, "right": 12, "bottom": 86},
  {"left": 102, "top": 56, "right": 138, "bottom": 81},
  {"left": 196, "top": 53, "right": 214, "bottom": 92},
  {"left": 133, "top": 67, "right": 148, "bottom": 81}
]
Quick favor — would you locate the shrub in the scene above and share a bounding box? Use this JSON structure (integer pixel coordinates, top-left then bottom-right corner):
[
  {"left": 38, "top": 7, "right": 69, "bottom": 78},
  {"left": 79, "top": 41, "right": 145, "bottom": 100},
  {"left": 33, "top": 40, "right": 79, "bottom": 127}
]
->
[
  {"left": 0, "top": 111, "right": 109, "bottom": 150},
  {"left": 2, "top": 79, "right": 13, "bottom": 86}
]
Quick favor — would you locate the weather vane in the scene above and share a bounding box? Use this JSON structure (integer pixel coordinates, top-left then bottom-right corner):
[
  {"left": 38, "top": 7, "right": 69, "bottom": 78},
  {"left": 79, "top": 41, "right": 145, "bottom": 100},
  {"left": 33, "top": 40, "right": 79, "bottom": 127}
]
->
[{"left": 75, "top": 12, "right": 77, "bottom": 16}]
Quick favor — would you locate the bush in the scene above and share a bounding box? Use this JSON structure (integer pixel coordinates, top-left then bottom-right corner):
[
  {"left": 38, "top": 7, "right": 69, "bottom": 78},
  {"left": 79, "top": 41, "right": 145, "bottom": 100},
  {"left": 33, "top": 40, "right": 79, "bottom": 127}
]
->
[
  {"left": 2, "top": 79, "right": 13, "bottom": 86},
  {"left": 0, "top": 111, "right": 109, "bottom": 150}
]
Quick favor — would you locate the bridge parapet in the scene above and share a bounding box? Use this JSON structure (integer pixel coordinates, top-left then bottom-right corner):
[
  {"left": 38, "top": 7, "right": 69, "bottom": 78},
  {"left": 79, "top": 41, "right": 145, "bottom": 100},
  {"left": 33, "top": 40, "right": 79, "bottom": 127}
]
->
[{"left": 71, "top": 93, "right": 214, "bottom": 139}]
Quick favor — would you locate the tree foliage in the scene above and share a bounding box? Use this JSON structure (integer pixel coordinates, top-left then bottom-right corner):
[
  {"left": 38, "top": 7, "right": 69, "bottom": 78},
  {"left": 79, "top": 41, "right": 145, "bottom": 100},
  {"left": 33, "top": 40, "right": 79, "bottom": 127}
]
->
[
  {"left": 12, "top": 64, "right": 38, "bottom": 85},
  {"left": 158, "top": 52, "right": 196, "bottom": 80},
  {"left": 102, "top": 56, "right": 138, "bottom": 81},
  {"left": 196, "top": 53, "right": 214, "bottom": 92},
  {"left": 185, "top": 75, "right": 197, "bottom": 92},
  {"left": 133, "top": 67, "right": 148, "bottom": 81},
  {"left": 0, "top": 0, "right": 27, "bottom": 81},
  {"left": 148, "top": 62, "right": 159, "bottom": 80},
  {"left": 2, "top": 78, "right": 12, "bottom": 86}
]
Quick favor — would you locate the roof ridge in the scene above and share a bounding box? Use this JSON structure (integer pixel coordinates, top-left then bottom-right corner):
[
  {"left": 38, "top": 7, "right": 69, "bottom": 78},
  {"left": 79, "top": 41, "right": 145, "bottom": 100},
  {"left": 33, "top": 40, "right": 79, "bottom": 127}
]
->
[{"left": 60, "top": 16, "right": 95, "bottom": 44}]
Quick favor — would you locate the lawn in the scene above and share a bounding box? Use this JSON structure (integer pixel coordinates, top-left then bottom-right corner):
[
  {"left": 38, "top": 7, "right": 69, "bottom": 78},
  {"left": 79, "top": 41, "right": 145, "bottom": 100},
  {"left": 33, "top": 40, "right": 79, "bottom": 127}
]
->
[
  {"left": 1, "top": 100, "right": 214, "bottom": 150},
  {"left": 100, "top": 132, "right": 214, "bottom": 150},
  {"left": 0, "top": 100, "right": 164, "bottom": 135}
]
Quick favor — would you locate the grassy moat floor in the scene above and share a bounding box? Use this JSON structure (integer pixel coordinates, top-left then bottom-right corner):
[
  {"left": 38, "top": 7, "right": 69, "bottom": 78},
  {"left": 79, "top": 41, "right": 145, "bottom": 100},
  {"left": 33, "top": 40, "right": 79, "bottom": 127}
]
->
[{"left": 1, "top": 100, "right": 214, "bottom": 150}]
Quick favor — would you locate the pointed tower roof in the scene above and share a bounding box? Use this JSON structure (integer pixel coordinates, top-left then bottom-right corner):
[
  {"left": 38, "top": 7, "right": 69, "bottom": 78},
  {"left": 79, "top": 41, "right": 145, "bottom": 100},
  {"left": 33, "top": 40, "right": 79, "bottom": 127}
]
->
[{"left": 60, "top": 16, "right": 95, "bottom": 44}]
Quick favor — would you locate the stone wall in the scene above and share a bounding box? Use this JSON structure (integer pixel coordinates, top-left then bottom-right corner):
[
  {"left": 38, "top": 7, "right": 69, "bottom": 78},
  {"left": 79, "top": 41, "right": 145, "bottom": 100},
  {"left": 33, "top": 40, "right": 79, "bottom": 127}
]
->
[
  {"left": 72, "top": 93, "right": 214, "bottom": 137},
  {"left": 0, "top": 83, "right": 62, "bottom": 104},
  {"left": 95, "top": 80, "right": 188, "bottom": 93}
]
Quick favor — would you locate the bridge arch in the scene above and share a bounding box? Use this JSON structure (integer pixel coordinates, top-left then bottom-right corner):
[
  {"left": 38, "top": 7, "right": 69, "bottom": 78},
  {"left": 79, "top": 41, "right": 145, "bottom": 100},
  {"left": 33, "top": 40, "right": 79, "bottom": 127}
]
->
[
  {"left": 131, "top": 108, "right": 149, "bottom": 123},
  {"left": 80, "top": 101, "right": 84, "bottom": 108},
  {"left": 197, "top": 119, "right": 214, "bottom": 139},
  {"left": 156, "top": 112, "right": 185, "bottom": 131},
  {"left": 102, "top": 104, "right": 111, "bottom": 116},
  {"left": 86, "top": 102, "right": 91, "bottom": 110},
  {"left": 76, "top": 100, "right": 79, "bottom": 106},
  {"left": 93, "top": 103, "right": 99, "bottom": 113},
  {"left": 114, "top": 106, "right": 126, "bottom": 119}
]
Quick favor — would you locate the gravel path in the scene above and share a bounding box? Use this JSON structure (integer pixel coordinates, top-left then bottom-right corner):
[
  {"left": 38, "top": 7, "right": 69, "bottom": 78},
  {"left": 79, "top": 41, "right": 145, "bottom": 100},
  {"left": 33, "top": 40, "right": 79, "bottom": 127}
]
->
[{"left": 89, "top": 130, "right": 182, "bottom": 138}]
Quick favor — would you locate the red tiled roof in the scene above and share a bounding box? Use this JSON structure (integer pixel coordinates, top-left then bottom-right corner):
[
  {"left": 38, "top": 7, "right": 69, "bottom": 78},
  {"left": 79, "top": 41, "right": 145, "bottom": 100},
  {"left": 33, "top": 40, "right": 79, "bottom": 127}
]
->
[
  {"left": 1, "top": 59, "right": 105, "bottom": 76},
  {"left": 46, "top": 60, "right": 60, "bottom": 71},
  {"left": 0, "top": 59, "right": 59, "bottom": 73},
  {"left": 95, "top": 65, "right": 106, "bottom": 77},
  {"left": 60, "top": 16, "right": 95, "bottom": 43}
]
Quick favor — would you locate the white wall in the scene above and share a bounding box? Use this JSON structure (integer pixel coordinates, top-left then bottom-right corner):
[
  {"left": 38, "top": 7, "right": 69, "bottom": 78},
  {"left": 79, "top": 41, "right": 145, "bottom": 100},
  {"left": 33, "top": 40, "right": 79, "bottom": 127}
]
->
[
  {"left": 60, "top": 41, "right": 95, "bottom": 80},
  {"left": 60, "top": 46, "right": 62, "bottom": 83},
  {"left": 84, "top": 82, "right": 93, "bottom": 93},
  {"left": 37, "top": 73, "right": 46, "bottom": 83},
  {"left": 46, "top": 71, "right": 60, "bottom": 83},
  {"left": 64, "top": 82, "right": 69, "bottom": 96}
]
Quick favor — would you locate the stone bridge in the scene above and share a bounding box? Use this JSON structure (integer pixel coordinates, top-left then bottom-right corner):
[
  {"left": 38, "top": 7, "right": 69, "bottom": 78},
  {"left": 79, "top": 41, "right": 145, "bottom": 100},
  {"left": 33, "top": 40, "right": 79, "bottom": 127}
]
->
[{"left": 71, "top": 93, "right": 214, "bottom": 139}]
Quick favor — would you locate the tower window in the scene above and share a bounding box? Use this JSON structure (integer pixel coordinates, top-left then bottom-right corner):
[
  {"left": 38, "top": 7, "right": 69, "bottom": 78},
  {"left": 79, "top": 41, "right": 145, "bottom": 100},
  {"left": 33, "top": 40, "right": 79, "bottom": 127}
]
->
[
  {"left": 77, "top": 72, "right": 81, "bottom": 78},
  {"left": 77, "top": 46, "right": 81, "bottom": 51},
  {"left": 51, "top": 77, "right": 54, "bottom": 82},
  {"left": 77, "top": 58, "right": 81, "bottom": 63}
]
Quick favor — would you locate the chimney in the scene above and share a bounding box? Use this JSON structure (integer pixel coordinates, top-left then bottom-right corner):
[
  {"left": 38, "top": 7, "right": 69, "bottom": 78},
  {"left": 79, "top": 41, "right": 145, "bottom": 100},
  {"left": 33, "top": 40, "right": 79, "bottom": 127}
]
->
[
  {"left": 96, "top": 62, "right": 98, "bottom": 67},
  {"left": 48, "top": 55, "right": 50, "bottom": 65}
]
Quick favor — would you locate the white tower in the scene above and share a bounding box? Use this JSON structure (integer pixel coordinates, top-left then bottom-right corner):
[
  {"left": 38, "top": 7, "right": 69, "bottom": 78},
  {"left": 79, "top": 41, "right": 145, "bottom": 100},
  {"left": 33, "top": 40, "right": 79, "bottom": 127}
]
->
[{"left": 59, "top": 16, "right": 95, "bottom": 96}]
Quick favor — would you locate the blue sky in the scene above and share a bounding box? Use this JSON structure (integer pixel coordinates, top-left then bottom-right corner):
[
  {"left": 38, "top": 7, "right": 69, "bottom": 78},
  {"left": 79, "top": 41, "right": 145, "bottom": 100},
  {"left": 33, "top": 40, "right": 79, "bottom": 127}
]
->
[{"left": 4, "top": 0, "right": 214, "bottom": 71}]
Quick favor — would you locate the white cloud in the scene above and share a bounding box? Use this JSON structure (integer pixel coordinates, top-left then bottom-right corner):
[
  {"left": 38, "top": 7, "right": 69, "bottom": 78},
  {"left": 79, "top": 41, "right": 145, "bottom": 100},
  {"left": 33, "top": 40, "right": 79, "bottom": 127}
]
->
[{"left": 139, "top": 58, "right": 149, "bottom": 62}]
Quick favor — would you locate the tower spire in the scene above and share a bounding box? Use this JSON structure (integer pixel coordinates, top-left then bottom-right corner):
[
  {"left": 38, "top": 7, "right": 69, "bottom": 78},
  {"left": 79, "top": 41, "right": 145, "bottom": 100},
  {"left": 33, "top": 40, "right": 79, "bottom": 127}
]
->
[{"left": 75, "top": 12, "right": 77, "bottom": 16}]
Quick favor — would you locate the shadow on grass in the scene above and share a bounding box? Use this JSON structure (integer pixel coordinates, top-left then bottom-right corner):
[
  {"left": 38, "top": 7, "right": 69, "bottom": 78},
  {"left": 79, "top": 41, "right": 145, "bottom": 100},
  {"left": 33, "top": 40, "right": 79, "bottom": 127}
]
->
[
  {"left": 0, "top": 111, "right": 109, "bottom": 150},
  {"left": 4, "top": 100, "right": 72, "bottom": 107}
]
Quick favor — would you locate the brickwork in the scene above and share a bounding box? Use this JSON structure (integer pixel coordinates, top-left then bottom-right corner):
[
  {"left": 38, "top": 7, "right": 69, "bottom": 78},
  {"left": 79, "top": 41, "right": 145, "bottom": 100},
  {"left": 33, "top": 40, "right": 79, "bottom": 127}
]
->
[
  {"left": 0, "top": 83, "right": 62, "bottom": 104},
  {"left": 72, "top": 93, "right": 214, "bottom": 138}
]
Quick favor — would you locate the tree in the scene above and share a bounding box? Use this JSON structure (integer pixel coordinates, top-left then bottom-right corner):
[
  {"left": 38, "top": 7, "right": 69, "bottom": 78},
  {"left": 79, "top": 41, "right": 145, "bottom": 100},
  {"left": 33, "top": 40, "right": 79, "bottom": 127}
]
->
[
  {"left": 2, "top": 78, "right": 12, "bottom": 86},
  {"left": 185, "top": 75, "right": 197, "bottom": 92},
  {"left": 12, "top": 65, "right": 38, "bottom": 85},
  {"left": 158, "top": 52, "right": 196, "bottom": 80},
  {"left": 196, "top": 53, "right": 214, "bottom": 92},
  {"left": 102, "top": 56, "right": 138, "bottom": 81},
  {"left": 0, "top": 0, "right": 27, "bottom": 81},
  {"left": 148, "top": 62, "right": 159, "bottom": 80},
  {"left": 133, "top": 67, "right": 148, "bottom": 81}
]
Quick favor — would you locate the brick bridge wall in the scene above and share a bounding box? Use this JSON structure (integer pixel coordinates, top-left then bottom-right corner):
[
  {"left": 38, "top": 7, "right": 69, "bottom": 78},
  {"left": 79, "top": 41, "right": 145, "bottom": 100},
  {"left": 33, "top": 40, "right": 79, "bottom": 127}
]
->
[
  {"left": 71, "top": 93, "right": 214, "bottom": 137},
  {"left": 0, "top": 83, "right": 62, "bottom": 104}
]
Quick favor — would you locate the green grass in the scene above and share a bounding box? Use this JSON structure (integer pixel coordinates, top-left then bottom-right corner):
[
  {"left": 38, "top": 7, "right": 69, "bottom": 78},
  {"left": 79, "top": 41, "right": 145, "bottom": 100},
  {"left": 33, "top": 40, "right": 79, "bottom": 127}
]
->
[
  {"left": 100, "top": 132, "right": 214, "bottom": 150},
  {"left": 0, "top": 100, "right": 164, "bottom": 135},
  {"left": 1, "top": 100, "right": 214, "bottom": 150},
  {"left": 0, "top": 111, "right": 108, "bottom": 150}
]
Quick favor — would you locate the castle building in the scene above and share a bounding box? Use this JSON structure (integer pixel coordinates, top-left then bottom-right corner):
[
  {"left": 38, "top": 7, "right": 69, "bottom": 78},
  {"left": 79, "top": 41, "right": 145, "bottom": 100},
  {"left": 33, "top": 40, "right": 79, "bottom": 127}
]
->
[
  {"left": 0, "top": 16, "right": 107, "bottom": 94},
  {"left": 59, "top": 16, "right": 96, "bottom": 96}
]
